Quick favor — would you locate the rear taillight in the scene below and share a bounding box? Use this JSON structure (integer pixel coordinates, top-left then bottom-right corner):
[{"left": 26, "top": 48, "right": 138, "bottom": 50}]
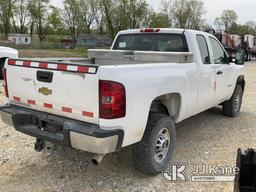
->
[
  {"left": 99, "top": 80, "right": 126, "bottom": 119},
  {"left": 140, "top": 28, "right": 160, "bottom": 33},
  {"left": 2, "top": 68, "right": 8, "bottom": 98}
]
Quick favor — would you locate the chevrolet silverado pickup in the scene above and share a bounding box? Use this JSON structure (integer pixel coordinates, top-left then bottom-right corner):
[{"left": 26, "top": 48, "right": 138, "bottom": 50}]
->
[{"left": 0, "top": 28, "right": 245, "bottom": 175}]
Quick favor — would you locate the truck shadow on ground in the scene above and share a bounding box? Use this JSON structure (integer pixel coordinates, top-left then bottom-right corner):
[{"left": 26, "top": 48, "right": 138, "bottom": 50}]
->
[{"left": 11, "top": 106, "right": 251, "bottom": 186}]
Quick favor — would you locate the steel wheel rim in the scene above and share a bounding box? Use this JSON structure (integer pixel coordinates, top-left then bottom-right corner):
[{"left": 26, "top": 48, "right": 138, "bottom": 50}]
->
[
  {"left": 154, "top": 127, "right": 171, "bottom": 163},
  {"left": 234, "top": 92, "right": 241, "bottom": 112}
]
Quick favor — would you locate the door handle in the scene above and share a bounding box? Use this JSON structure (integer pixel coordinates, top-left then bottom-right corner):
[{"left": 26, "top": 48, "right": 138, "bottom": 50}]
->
[
  {"left": 217, "top": 71, "right": 223, "bottom": 75},
  {"left": 37, "top": 71, "right": 53, "bottom": 83}
]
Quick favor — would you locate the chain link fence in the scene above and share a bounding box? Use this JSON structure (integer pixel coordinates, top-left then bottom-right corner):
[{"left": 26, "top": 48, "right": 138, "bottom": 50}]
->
[{"left": 0, "top": 41, "right": 110, "bottom": 50}]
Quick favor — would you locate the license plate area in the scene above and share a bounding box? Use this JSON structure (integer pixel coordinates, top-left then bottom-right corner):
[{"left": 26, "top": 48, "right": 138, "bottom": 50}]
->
[
  {"left": 33, "top": 116, "right": 63, "bottom": 133},
  {"left": 14, "top": 114, "right": 63, "bottom": 134}
]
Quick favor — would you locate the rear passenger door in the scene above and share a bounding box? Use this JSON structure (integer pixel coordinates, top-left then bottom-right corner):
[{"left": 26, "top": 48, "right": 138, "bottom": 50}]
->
[{"left": 209, "top": 37, "right": 235, "bottom": 104}]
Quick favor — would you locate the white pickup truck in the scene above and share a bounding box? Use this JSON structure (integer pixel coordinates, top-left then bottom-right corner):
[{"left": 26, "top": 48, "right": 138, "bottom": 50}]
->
[{"left": 0, "top": 28, "right": 245, "bottom": 175}]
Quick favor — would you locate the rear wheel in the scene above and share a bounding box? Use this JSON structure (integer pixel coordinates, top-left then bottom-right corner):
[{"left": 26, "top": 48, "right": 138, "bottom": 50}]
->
[
  {"left": 132, "top": 113, "right": 176, "bottom": 175},
  {"left": 223, "top": 85, "right": 243, "bottom": 117}
]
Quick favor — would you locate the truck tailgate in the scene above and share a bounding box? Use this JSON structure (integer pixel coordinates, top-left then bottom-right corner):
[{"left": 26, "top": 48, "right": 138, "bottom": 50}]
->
[{"left": 6, "top": 59, "right": 99, "bottom": 124}]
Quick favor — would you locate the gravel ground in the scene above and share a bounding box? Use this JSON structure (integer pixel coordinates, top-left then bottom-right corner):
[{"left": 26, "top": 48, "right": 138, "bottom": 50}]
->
[{"left": 0, "top": 62, "right": 256, "bottom": 192}]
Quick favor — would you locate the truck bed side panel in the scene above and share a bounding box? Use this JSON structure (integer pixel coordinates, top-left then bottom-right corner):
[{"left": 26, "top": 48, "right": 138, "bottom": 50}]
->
[{"left": 98, "top": 63, "right": 198, "bottom": 147}]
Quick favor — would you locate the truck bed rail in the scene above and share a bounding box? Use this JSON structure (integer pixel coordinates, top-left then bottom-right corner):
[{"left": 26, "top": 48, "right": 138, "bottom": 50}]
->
[
  {"left": 88, "top": 49, "right": 194, "bottom": 65},
  {"left": 7, "top": 58, "right": 98, "bottom": 74}
]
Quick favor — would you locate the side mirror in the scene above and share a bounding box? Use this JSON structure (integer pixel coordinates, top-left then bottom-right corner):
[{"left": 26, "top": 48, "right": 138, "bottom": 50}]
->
[{"left": 235, "top": 50, "right": 245, "bottom": 65}]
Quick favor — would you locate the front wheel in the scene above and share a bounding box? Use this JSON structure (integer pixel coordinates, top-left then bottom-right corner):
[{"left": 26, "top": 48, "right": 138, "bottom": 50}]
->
[
  {"left": 223, "top": 85, "right": 243, "bottom": 117},
  {"left": 132, "top": 113, "right": 176, "bottom": 175}
]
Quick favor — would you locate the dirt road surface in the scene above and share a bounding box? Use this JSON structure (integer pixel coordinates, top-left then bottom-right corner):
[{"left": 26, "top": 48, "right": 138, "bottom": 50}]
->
[{"left": 0, "top": 61, "right": 255, "bottom": 192}]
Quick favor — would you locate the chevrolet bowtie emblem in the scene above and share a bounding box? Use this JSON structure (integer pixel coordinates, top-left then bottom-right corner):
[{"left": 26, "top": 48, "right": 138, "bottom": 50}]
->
[{"left": 38, "top": 87, "right": 52, "bottom": 96}]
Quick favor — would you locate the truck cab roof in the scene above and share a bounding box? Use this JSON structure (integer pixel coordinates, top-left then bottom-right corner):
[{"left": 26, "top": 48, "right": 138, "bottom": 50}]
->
[{"left": 117, "top": 28, "right": 213, "bottom": 36}]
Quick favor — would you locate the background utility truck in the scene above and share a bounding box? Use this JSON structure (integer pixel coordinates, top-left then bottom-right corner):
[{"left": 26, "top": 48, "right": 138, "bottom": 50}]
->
[
  {"left": 244, "top": 34, "right": 256, "bottom": 61},
  {"left": 0, "top": 28, "right": 245, "bottom": 175}
]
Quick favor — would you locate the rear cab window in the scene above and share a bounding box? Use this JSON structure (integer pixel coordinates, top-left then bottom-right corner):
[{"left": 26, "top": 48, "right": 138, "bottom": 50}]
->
[{"left": 113, "top": 33, "right": 189, "bottom": 52}]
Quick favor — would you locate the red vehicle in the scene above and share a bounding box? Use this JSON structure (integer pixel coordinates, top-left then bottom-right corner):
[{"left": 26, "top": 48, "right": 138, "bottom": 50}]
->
[
  {"left": 221, "top": 32, "right": 235, "bottom": 49},
  {"left": 60, "top": 39, "right": 77, "bottom": 49},
  {"left": 214, "top": 32, "right": 238, "bottom": 60}
]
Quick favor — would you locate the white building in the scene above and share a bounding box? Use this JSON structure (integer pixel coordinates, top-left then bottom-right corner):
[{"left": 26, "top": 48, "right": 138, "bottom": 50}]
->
[{"left": 8, "top": 33, "right": 32, "bottom": 45}]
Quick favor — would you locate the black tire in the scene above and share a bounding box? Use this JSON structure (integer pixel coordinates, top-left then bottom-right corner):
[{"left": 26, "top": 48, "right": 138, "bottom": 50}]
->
[
  {"left": 245, "top": 52, "right": 250, "bottom": 62},
  {"left": 223, "top": 85, "right": 243, "bottom": 117},
  {"left": 132, "top": 112, "right": 176, "bottom": 175}
]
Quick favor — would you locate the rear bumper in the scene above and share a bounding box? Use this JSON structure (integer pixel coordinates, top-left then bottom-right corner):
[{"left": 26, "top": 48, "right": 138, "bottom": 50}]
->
[{"left": 0, "top": 105, "right": 124, "bottom": 154}]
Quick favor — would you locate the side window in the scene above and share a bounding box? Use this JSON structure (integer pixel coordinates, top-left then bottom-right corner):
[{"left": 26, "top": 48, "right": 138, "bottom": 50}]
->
[
  {"left": 196, "top": 35, "right": 210, "bottom": 64},
  {"left": 114, "top": 36, "right": 135, "bottom": 50},
  {"left": 209, "top": 37, "right": 228, "bottom": 64}
]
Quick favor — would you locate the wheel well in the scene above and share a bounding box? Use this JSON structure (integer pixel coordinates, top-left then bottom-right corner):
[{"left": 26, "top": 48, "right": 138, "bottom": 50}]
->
[
  {"left": 237, "top": 75, "right": 245, "bottom": 92},
  {"left": 149, "top": 93, "right": 181, "bottom": 121},
  {"left": 0, "top": 57, "right": 8, "bottom": 64},
  {"left": 0, "top": 57, "right": 8, "bottom": 79}
]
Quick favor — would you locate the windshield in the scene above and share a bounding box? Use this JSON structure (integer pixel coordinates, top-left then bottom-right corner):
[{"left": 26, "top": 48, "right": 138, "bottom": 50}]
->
[{"left": 113, "top": 33, "right": 189, "bottom": 52}]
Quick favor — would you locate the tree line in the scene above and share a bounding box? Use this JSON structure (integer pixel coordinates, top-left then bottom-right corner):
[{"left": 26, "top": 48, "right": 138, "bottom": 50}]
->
[
  {"left": 0, "top": 0, "right": 208, "bottom": 41},
  {"left": 214, "top": 9, "right": 256, "bottom": 38},
  {"left": 0, "top": 0, "right": 255, "bottom": 42}
]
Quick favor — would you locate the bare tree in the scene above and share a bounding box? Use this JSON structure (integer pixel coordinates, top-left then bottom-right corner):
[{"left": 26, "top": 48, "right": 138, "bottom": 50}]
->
[
  {"left": 219, "top": 9, "right": 238, "bottom": 31},
  {"left": 0, "top": 0, "right": 16, "bottom": 38},
  {"left": 101, "top": 0, "right": 115, "bottom": 38},
  {"left": 214, "top": 17, "right": 222, "bottom": 33},
  {"left": 161, "top": 0, "right": 172, "bottom": 15},
  {"left": 128, "top": 0, "right": 148, "bottom": 29},
  {"left": 80, "top": 0, "right": 95, "bottom": 34},
  {"left": 12, "top": 0, "right": 30, "bottom": 34},
  {"left": 89, "top": 0, "right": 105, "bottom": 34},
  {"left": 148, "top": 12, "right": 170, "bottom": 28},
  {"left": 246, "top": 21, "right": 256, "bottom": 30},
  {"left": 101, "top": 0, "right": 149, "bottom": 38},
  {"left": 188, "top": 0, "right": 205, "bottom": 29},
  {"left": 63, "top": 0, "right": 83, "bottom": 41},
  {"left": 48, "top": 6, "right": 64, "bottom": 34},
  {"left": 161, "top": 0, "right": 205, "bottom": 30},
  {"left": 28, "top": 0, "right": 50, "bottom": 41}
]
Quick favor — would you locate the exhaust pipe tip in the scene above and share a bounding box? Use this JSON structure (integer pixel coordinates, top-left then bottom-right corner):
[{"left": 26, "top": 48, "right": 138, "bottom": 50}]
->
[
  {"left": 92, "top": 159, "right": 100, "bottom": 165},
  {"left": 91, "top": 154, "right": 105, "bottom": 165}
]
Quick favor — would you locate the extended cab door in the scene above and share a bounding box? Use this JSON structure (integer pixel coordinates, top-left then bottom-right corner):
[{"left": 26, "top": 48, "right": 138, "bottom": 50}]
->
[
  {"left": 208, "top": 37, "right": 235, "bottom": 104},
  {"left": 195, "top": 34, "right": 216, "bottom": 113}
]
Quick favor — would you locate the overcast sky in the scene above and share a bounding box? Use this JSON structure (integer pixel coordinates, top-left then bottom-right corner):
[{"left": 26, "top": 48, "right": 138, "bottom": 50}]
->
[{"left": 52, "top": 0, "right": 256, "bottom": 26}]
